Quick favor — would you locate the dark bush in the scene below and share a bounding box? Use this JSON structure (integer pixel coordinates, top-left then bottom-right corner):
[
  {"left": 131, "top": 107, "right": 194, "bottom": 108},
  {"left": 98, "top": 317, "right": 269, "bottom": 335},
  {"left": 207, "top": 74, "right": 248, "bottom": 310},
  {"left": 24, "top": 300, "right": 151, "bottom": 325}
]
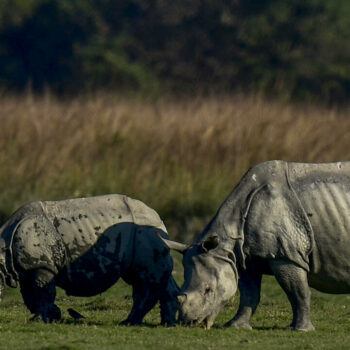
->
[{"left": 0, "top": 0, "right": 350, "bottom": 103}]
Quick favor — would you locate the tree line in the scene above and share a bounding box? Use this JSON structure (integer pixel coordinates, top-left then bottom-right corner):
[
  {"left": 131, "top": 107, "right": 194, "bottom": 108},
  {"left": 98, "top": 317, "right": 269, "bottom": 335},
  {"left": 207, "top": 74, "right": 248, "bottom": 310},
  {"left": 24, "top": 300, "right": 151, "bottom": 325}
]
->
[{"left": 1, "top": 0, "right": 350, "bottom": 103}]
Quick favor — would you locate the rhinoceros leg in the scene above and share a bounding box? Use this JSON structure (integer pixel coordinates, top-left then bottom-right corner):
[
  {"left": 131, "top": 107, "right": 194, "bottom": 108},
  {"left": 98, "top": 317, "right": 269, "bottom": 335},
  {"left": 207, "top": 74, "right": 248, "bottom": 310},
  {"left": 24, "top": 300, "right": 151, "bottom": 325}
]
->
[
  {"left": 269, "top": 259, "right": 315, "bottom": 331},
  {"left": 225, "top": 269, "right": 262, "bottom": 330},
  {"left": 159, "top": 275, "right": 179, "bottom": 326},
  {"left": 20, "top": 268, "right": 61, "bottom": 323},
  {"left": 120, "top": 284, "right": 158, "bottom": 325}
]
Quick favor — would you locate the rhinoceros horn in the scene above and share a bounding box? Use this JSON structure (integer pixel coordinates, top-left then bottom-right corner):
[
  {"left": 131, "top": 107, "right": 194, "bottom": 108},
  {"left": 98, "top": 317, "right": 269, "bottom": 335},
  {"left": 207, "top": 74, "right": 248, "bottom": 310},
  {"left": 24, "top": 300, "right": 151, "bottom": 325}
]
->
[{"left": 156, "top": 233, "right": 188, "bottom": 253}]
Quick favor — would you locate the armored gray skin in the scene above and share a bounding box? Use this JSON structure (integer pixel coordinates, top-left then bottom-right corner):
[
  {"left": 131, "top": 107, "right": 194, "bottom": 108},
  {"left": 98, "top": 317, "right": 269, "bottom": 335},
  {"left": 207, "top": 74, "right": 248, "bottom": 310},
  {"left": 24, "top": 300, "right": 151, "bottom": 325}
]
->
[
  {"left": 0, "top": 194, "right": 179, "bottom": 324},
  {"left": 161, "top": 160, "right": 350, "bottom": 330}
]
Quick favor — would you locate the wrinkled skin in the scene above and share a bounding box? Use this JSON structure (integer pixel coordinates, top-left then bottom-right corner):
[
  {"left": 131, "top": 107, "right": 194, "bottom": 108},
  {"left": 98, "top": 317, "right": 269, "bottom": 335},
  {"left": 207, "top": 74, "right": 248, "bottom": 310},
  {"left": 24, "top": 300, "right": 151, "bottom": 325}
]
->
[
  {"left": 162, "top": 160, "right": 350, "bottom": 330},
  {"left": 0, "top": 194, "right": 179, "bottom": 325},
  {"left": 179, "top": 241, "right": 237, "bottom": 329}
]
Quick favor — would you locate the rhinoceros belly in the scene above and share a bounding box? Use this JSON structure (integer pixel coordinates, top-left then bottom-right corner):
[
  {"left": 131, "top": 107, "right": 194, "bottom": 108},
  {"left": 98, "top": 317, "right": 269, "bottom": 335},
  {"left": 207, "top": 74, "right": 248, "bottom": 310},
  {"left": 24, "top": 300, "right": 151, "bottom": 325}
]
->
[
  {"left": 56, "top": 223, "right": 134, "bottom": 296},
  {"left": 297, "top": 182, "right": 350, "bottom": 292}
]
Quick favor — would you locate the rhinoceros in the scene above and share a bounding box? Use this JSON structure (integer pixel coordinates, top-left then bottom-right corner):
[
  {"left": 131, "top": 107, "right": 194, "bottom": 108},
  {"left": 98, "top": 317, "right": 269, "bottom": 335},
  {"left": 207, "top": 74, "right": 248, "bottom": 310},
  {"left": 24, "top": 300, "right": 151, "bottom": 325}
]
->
[
  {"left": 0, "top": 194, "right": 179, "bottom": 324},
  {"left": 160, "top": 160, "right": 350, "bottom": 330}
]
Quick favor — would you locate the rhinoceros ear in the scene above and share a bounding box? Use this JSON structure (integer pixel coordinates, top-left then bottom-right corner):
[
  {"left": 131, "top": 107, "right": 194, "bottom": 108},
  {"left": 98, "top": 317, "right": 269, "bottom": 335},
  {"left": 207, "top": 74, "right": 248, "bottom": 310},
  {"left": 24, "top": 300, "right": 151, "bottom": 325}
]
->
[
  {"left": 156, "top": 232, "right": 189, "bottom": 253},
  {"left": 201, "top": 235, "right": 219, "bottom": 252}
]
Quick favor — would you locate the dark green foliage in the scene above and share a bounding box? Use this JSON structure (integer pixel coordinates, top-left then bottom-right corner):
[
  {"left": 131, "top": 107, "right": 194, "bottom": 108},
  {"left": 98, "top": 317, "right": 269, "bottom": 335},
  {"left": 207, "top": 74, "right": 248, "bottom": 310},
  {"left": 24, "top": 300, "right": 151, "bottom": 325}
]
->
[
  {"left": 0, "top": 1, "right": 90, "bottom": 92},
  {"left": 1, "top": 0, "right": 350, "bottom": 102}
]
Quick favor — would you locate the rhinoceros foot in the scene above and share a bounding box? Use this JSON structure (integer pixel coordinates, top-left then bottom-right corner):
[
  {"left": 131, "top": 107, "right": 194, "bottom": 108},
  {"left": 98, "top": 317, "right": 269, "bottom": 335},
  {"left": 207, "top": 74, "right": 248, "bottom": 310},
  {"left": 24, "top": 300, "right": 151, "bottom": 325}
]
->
[
  {"left": 224, "top": 319, "right": 253, "bottom": 330},
  {"left": 30, "top": 304, "right": 61, "bottom": 323},
  {"left": 160, "top": 319, "right": 176, "bottom": 327},
  {"left": 119, "top": 318, "right": 142, "bottom": 326},
  {"left": 286, "top": 322, "right": 315, "bottom": 332}
]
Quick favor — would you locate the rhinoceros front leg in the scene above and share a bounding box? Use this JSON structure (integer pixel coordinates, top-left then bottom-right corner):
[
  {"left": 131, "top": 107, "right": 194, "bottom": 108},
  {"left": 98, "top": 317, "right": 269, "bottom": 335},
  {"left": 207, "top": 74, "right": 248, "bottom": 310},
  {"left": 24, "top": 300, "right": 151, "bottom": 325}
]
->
[
  {"left": 20, "top": 268, "right": 61, "bottom": 323},
  {"left": 159, "top": 275, "right": 179, "bottom": 326},
  {"left": 269, "top": 259, "right": 315, "bottom": 331},
  {"left": 120, "top": 284, "right": 158, "bottom": 325},
  {"left": 225, "top": 269, "right": 262, "bottom": 330}
]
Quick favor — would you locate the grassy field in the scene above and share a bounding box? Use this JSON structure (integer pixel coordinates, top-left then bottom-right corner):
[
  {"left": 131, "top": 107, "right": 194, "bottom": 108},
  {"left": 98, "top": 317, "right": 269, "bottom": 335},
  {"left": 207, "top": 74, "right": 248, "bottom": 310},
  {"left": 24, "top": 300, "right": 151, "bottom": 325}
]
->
[
  {"left": 0, "top": 93, "right": 350, "bottom": 348},
  {"left": 0, "top": 256, "right": 350, "bottom": 350}
]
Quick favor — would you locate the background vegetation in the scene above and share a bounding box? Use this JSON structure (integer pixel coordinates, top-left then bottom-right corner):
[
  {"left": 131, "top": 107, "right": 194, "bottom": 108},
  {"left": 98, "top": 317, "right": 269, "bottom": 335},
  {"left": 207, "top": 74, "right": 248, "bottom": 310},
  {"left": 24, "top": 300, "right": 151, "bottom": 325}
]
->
[
  {"left": 1, "top": 0, "right": 350, "bottom": 103},
  {"left": 1, "top": 93, "right": 350, "bottom": 242}
]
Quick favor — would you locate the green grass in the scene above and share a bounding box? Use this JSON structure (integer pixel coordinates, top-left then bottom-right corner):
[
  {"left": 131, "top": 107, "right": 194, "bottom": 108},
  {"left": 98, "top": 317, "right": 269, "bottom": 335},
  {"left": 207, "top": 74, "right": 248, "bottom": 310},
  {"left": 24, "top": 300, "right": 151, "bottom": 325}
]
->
[{"left": 0, "top": 255, "right": 349, "bottom": 350}]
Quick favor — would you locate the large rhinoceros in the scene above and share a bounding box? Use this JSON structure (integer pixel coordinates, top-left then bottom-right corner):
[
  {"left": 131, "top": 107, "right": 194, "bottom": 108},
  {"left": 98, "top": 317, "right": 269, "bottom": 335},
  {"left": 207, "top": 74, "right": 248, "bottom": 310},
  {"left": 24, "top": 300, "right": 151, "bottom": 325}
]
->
[
  {"left": 0, "top": 194, "right": 179, "bottom": 324},
  {"left": 160, "top": 160, "right": 350, "bottom": 330}
]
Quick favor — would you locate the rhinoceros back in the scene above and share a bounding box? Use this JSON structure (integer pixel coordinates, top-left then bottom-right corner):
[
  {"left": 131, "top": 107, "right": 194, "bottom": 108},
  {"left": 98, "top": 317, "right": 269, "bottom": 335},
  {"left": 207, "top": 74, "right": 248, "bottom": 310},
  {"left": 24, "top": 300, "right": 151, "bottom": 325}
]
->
[
  {"left": 288, "top": 162, "right": 350, "bottom": 237},
  {"left": 41, "top": 194, "right": 166, "bottom": 262},
  {"left": 287, "top": 162, "right": 350, "bottom": 276}
]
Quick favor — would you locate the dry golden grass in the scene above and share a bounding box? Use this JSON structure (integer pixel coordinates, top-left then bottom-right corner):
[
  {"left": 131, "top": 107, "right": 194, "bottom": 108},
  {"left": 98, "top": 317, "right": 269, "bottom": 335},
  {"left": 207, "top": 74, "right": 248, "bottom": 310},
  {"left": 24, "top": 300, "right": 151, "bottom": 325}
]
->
[{"left": 1, "top": 93, "right": 350, "bottom": 240}]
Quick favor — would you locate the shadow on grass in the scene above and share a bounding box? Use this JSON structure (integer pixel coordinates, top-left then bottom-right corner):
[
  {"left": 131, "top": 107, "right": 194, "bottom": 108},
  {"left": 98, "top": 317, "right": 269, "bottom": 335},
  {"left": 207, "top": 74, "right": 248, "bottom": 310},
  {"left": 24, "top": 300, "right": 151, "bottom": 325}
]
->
[
  {"left": 60, "top": 318, "right": 159, "bottom": 328},
  {"left": 252, "top": 326, "right": 287, "bottom": 331},
  {"left": 118, "top": 322, "right": 159, "bottom": 328},
  {"left": 209, "top": 324, "right": 286, "bottom": 331},
  {"left": 60, "top": 318, "right": 108, "bottom": 326}
]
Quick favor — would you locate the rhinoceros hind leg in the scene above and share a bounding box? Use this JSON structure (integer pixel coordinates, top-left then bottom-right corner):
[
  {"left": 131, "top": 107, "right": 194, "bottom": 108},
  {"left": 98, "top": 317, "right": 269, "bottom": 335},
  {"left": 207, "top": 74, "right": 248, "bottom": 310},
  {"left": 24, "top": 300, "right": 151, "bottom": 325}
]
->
[
  {"left": 20, "top": 268, "right": 61, "bottom": 323},
  {"left": 120, "top": 284, "right": 158, "bottom": 325},
  {"left": 225, "top": 269, "right": 262, "bottom": 330},
  {"left": 269, "top": 259, "right": 315, "bottom": 331}
]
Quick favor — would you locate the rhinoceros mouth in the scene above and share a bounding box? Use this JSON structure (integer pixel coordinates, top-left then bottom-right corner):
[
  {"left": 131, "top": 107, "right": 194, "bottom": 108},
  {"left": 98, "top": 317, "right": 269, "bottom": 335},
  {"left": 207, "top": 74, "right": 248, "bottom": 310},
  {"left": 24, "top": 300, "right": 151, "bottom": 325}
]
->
[
  {"left": 202, "top": 313, "right": 217, "bottom": 329},
  {"left": 181, "top": 316, "right": 202, "bottom": 327},
  {"left": 182, "top": 313, "right": 215, "bottom": 329},
  {"left": 202, "top": 316, "right": 211, "bottom": 330}
]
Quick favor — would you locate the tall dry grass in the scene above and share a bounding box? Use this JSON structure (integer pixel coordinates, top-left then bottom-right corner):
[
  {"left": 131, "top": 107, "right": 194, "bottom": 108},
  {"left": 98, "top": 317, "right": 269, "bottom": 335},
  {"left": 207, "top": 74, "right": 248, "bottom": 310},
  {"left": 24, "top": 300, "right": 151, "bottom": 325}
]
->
[{"left": 1, "top": 93, "right": 350, "bottom": 241}]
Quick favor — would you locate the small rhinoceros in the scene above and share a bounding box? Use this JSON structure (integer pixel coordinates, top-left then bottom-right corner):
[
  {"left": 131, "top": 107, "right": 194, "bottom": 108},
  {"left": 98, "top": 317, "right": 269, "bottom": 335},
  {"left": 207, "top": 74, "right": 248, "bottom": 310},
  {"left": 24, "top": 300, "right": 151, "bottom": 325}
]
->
[
  {"left": 160, "top": 160, "right": 350, "bottom": 330},
  {"left": 0, "top": 194, "right": 179, "bottom": 325}
]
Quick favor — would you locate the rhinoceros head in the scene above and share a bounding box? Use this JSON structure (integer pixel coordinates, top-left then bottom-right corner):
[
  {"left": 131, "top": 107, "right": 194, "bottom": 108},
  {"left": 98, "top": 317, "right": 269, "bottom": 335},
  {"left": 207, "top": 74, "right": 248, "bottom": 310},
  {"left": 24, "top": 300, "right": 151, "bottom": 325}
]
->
[{"left": 159, "top": 234, "right": 238, "bottom": 329}]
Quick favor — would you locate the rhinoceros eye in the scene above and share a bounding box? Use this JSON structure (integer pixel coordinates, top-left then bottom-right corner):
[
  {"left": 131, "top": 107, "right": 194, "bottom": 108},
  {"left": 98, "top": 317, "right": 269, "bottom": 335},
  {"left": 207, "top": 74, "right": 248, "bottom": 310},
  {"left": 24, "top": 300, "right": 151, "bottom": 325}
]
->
[{"left": 202, "top": 235, "right": 219, "bottom": 252}]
